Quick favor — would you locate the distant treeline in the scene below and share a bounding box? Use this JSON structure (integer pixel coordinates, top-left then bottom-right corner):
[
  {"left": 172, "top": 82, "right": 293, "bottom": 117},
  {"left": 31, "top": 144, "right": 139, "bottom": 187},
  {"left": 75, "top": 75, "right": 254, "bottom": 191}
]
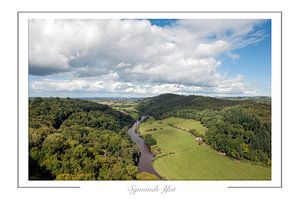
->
[
  {"left": 29, "top": 97, "right": 142, "bottom": 180},
  {"left": 137, "top": 94, "right": 271, "bottom": 164}
]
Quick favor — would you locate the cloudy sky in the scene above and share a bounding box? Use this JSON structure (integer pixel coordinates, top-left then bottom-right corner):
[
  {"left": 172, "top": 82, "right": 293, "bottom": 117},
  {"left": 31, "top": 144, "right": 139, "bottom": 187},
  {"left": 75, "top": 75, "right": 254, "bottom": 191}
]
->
[{"left": 29, "top": 19, "right": 271, "bottom": 98}]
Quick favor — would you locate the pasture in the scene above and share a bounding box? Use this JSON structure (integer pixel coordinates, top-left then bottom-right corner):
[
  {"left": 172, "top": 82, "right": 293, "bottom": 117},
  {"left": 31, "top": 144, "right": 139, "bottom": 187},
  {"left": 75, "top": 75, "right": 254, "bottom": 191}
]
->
[{"left": 139, "top": 117, "right": 271, "bottom": 180}]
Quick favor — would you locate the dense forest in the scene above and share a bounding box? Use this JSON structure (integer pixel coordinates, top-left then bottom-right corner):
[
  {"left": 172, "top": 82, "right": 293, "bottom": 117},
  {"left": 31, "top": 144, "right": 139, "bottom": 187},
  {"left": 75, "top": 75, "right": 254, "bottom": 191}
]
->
[
  {"left": 137, "top": 94, "right": 271, "bottom": 164},
  {"left": 29, "top": 97, "right": 142, "bottom": 180},
  {"left": 137, "top": 93, "right": 239, "bottom": 119}
]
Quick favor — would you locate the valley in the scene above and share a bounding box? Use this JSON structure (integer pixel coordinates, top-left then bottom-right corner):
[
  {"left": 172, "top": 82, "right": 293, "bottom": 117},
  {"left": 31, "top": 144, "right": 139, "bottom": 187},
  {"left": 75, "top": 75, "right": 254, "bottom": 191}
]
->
[{"left": 29, "top": 94, "right": 272, "bottom": 180}]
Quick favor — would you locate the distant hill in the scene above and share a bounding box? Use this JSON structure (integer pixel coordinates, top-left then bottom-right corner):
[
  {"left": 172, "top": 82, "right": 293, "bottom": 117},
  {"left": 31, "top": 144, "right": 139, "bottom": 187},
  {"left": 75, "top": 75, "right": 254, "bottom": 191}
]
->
[
  {"left": 137, "top": 93, "right": 239, "bottom": 119},
  {"left": 221, "top": 96, "right": 271, "bottom": 103},
  {"left": 137, "top": 93, "right": 271, "bottom": 123}
]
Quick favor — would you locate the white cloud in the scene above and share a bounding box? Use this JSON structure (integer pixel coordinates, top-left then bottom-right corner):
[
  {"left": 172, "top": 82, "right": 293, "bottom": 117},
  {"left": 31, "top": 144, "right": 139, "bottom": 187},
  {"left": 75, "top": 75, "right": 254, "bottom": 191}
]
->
[
  {"left": 29, "top": 19, "right": 268, "bottom": 96},
  {"left": 196, "top": 40, "right": 230, "bottom": 56},
  {"left": 30, "top": 75, "right": 256, "bottom": 97},
  {"left": 226, "top": 52, "right": 240, "bottom": 60}
]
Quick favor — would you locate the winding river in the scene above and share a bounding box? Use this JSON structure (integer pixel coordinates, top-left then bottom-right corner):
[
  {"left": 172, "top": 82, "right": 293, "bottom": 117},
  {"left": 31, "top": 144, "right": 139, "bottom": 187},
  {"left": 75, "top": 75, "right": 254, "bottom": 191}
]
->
[{"left": 127, "top": 116, "right": 161, "bottom": 177}]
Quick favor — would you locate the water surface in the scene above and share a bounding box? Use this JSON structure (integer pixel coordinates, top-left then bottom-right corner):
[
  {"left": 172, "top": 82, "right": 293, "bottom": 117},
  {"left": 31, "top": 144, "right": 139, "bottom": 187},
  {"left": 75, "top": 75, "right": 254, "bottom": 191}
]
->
[{"left": 127, "top": 116, "right": 160, "bottom": 177}]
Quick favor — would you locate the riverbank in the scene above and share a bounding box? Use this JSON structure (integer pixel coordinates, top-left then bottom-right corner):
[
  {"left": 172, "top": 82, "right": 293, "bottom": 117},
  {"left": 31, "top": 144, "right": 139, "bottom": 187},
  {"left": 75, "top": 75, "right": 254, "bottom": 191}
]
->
[{"left": 127, "top": 117, "right": 161, "bottom": 178}]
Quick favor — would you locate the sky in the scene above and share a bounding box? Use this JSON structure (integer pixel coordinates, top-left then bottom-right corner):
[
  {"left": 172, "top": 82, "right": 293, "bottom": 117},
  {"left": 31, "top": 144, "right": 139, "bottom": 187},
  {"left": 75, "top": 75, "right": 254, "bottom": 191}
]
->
[{"left": 29, "top": 19, "right": 271, "bottom": 98}]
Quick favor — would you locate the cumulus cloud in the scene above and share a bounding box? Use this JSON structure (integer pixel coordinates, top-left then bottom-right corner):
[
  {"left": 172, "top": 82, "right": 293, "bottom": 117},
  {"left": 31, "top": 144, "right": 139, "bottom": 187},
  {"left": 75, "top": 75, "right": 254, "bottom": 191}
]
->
[
  {"left": 29, "top": 19, "right": 268, "bottom": 96},
  {"left": 196, "top": 40, "right": 230, "bottom": 56},
  {"left": 30, "top": 77, "right": 255, "bottom": 97}
]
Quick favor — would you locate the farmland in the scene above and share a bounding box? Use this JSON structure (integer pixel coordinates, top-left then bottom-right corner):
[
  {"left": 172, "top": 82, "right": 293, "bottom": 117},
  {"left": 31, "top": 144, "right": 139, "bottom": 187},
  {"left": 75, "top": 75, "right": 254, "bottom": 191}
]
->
[
  {"left": 97, "top": 99, "right": 140, "bottom": 120},
  {"left": 138, "top": 117, "right": 271, "bottom": 180}
]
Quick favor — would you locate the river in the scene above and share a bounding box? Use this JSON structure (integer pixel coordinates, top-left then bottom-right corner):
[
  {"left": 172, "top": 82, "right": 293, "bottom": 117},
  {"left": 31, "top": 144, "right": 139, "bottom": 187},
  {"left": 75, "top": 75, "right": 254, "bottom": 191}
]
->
[{"left": 127, "top": 116, "right": 161, "bottom": 177}]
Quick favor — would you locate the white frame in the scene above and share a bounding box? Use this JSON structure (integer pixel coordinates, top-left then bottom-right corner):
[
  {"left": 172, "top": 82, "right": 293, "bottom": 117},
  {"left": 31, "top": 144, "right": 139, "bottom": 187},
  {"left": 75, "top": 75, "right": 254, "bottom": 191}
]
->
[{"left": 18, "top": 12, "right": 282, "bottom": 191}]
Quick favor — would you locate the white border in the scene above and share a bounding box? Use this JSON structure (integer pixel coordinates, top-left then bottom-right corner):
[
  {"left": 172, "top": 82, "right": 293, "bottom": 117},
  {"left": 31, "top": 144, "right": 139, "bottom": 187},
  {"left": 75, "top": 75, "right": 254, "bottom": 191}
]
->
[{"left": 18, "top": 12, "right": 282, "bottom": 191}]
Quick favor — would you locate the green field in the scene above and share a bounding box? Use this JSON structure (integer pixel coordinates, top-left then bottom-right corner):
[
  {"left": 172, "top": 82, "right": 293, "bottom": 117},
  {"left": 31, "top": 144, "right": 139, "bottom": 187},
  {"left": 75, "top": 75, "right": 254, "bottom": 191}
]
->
[
  {"left": 139, "top": 117, "right": 271, "bottom": 180},
  {"left": 97, "top": 99, "right": 140, "bottom": 120},
  {"left": 162, "top": 117, "right": 207, "bottom": 137}
]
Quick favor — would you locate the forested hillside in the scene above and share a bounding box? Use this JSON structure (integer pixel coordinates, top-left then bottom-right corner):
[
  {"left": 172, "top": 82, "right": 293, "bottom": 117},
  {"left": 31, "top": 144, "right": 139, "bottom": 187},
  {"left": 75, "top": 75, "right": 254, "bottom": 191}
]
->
[
  {"left": 137, "top": 94, "right": 271, "bottom": 164},
  {"left": 137, "top": 93, "right": 239, "bottom": 119},
  {"left": 29, "top": 97, "right": 140, "bottom": 180}
]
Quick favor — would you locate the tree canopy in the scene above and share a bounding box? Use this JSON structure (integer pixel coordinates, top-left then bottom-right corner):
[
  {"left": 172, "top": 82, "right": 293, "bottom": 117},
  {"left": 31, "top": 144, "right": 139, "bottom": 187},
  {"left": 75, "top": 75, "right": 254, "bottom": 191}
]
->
[{"left": 29, "top": 97, "right": 140, "bottom": 180}]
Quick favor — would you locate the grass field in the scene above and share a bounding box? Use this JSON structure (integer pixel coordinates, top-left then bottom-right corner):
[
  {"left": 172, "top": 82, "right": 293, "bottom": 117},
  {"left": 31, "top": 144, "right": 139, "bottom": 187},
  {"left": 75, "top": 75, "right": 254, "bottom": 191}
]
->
[
  {"left": 139, "top": 117, "right": 271, "bottom": 180},
  {"left": 97, "top": 99, "right": 140, "bottom": 120},
  {"left": 162, "top": 117, "right": 207, "bottom": 137}
]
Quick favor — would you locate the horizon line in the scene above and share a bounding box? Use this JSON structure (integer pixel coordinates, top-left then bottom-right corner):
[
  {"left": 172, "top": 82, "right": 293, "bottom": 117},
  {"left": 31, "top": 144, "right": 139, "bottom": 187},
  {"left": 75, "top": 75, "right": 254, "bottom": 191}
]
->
[{"left": 28, "top": 93, "right": 272, "bottom": 99}]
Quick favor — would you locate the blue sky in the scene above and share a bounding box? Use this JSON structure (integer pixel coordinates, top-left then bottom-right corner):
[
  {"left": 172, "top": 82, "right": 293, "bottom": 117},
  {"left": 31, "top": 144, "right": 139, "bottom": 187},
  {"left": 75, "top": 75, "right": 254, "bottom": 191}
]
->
[
  {"left": 149, "top": 19, "right": 177, "bottom": 27},
  {"left": 29, "top": 19, "right": 271, "bottom": 97},
  {"left": 149, "top": 19, "right": 271, "bottom": 95},
  {"left": 220, "top": 20, "right": 271, "bottom": 96}
]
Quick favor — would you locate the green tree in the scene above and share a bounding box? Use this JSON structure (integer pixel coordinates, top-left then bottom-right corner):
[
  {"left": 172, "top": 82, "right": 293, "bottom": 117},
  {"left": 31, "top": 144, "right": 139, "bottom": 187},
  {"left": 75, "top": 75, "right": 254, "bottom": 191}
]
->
[{"left": 144, "top": 134, "right": 157, "bottom": 146}]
